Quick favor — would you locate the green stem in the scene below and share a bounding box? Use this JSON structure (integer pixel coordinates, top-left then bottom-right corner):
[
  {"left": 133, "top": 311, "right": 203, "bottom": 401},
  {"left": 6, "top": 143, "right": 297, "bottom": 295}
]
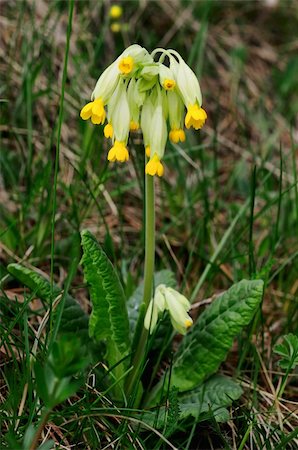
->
[
  {"left": 126, "top": 174, "right": 155, "bottom": 399},
  {"left": 29, "top": 408, "right": 51, "bottom": 450}
]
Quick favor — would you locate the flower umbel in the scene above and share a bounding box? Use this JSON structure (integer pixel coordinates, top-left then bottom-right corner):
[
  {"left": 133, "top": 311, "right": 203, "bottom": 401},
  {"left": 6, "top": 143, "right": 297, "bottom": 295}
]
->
[
  {"left": 80, "top": 45, "right": 206, "bottom": 174},
  {"left": 144, "top": 284, "right": 193, "bottom": 335}
]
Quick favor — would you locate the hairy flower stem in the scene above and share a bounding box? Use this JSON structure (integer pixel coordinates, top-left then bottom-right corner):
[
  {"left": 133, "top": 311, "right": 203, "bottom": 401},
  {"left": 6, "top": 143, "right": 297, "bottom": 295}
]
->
[
  {"left": 126, "top": 174, "right": 155, "bottom": 400},
  {"left": 29, "top": 408, "right": 51, "bottom": 450}
]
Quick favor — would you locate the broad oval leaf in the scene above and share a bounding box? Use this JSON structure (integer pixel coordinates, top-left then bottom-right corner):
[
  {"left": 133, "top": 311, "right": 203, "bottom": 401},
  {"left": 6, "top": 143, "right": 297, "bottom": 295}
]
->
[
  {"left": 171, "top": 279, "right": 264, "bottom": 391},
  {"left": 178, "top": 374, "right": 243, "bottom": 423},
  {"left": 80, "top": 230, "right": 130, "bottom": 363},
  {"left": 142, "top": 375, "right": 242, "bottom": 431}
]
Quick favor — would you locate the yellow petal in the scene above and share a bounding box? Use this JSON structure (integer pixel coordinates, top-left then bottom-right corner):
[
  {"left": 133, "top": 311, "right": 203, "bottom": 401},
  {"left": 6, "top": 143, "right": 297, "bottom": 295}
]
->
[{"left": 80, "top": 102, "right": 93, "bottom": 120}]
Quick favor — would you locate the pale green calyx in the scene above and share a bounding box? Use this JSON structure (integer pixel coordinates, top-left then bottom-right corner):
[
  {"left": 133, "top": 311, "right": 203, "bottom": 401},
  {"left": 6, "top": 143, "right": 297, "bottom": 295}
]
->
[
  {"left": 109, "top": 81, "right": 130, "bottom": 143},
  {"left": 174, "top": 57, "right": 202, "bottom": 108},
  {"left": 144, "top": 284, "right": 193, "bottom": 335}
]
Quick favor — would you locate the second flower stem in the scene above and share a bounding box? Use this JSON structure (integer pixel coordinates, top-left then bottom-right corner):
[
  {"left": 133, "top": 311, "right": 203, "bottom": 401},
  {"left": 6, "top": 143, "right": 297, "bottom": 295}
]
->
[{"left": 126, "top": 173, "right": 155, "bottom": 399}]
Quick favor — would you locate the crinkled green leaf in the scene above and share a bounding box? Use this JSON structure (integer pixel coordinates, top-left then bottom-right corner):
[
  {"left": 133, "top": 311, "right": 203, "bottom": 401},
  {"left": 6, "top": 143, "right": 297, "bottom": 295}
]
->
[
  {"left": 127, "top": 269, "right": 176, "bottom": 335},
  {"left": 170, "top": 279, "right": 264, "bottom": 391},
  {"left": 7, "top": 263, "right": 89, "bottom": 341},
  {"left": 274, "top": 333, "right": 298, "bottom": 370},
  {"left": 145, "top": 279, "right": 264, "bottom": 404},
  {"left": 178, "top": 374, "right": 243, "bottom": 422},
  {"left": 142, "top": 375, "right": 242, "bottom": 431},
  {"left": 80, "top": 230, "right": 130, "bottom": 368}
]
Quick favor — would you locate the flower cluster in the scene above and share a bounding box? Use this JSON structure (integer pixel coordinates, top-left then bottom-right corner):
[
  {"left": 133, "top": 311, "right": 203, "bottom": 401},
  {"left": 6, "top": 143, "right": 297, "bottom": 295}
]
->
[
  {"left": 80, "top": 44, "right": 207, "bottom": 177},
  {"left": 144, "top": 284, "right": 193, "bottom": 335}
]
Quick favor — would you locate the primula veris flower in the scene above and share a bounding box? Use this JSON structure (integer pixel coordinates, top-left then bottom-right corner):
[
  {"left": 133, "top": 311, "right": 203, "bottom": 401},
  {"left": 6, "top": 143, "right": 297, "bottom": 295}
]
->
[
  {"left": 108, "top": 141, "right": 129, "bottom": 162},
  {"left": 80, "top": 98, "right": 106, "bottom": 125},
  {"left": 109, "top": 5, "right": 122, "bottom": 19},
  {"left": 108, "top": 81, "right": 130, "bottom": 146},
  {"left": 80, "top": 45, "right": 206, "bottom": 175},
  {"left": 144, "top": 284, "right": 193, "bottom": 335},
  {"left": 158, "top": 64, "right": 176, "bottom": 91},
  {"left": 168, "top": 90, "right": 185, "bottom": 143},
  {"left": 110, "top": 22, "right": 121, "bottom": 33}
]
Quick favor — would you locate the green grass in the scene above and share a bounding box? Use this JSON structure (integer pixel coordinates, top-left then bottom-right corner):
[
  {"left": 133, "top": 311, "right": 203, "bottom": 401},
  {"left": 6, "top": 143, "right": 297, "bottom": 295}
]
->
[{"left": 1, "top": 0, "right": 298, "bottom": 449}]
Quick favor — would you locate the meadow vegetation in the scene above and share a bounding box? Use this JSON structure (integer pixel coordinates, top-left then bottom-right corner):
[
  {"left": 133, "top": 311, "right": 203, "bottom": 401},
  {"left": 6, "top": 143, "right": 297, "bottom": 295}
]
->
[{"left": 0, "top": 1, "right": 298, "bottom": 449}]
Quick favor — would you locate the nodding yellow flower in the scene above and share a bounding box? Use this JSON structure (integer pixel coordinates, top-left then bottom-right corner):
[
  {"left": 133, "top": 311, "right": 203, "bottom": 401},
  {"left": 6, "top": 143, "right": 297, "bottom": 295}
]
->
[
  {"left": 185, "top": 104, "right": 207, "bottom": 130},
  {"left": 145, "top": 154, "right": 164, "bottom": 177},
  {"left": 109, "top": 5, "right": 122, "bottom": 19},
  {"left": 130, "top": 120, "right": 139, "bottom": 131},
  {"left": 104, "top": 123, "right": 113, "bottom": 138},
  {"left": 110, "top": 22, "right": 121, "bottom": 33},
  {"left": 144, "top": 284, "right": 193, "bottom": 335},
  {"left": 119, "top": 56, "right": 134, "bottom": 74},
  {"left": 163, "top": 79, "right": 176, "bottom": 90},
  {"left": 107, "top": 141, "right": 129, "bottom": 162},
  {"left": 159, "top": 64, "right": 176, "bottom": 92},
  {"left": 80, "top": 98, "right": 106, "bottom": 125},
  {"left": 145, "top": 146, "right": 151, "bottom": 157},
  {"left": 169, "top": 128, "right": 185, "bottom": 143}
]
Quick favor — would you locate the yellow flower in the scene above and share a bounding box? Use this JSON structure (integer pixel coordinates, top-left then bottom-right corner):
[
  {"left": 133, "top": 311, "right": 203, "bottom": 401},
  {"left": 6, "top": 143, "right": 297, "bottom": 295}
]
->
[
  {"left": 80, "top": 98, "right": 106, "bottom": 125},
  {"left": 144, "top": 284, "right": 193, "bottom": 335},
  {"left": 104, "top": 123, "right": 113, "bottom": 138},
  {"left": 169, "top": 128, "right": 185, "bottom": 143},
  {"left": 109, "top": 5, "right": 122, "bottom": 19},
  {"left": 163, "top": 79, "right": 176, "bottom": 90},
  {"left": 185, "top": 104, "right": 207, "bottom": 130},
  {"left": 110, "top": 22, "right": 121, "bottom": 33},
  {"left": 145, "top": 146, "right": 151, "bottom": 157},
  {"left": 158, "top": 64, "right": 176, "bottom": 91},
  {"left": 107, "top": 141, "right": 129, "bottom": 162},
  {"left": 119, "top": 56, "right": 134, "bottom": 75},
  {"left": 145, "top": 154, "right": 164, "bottom": 177}
]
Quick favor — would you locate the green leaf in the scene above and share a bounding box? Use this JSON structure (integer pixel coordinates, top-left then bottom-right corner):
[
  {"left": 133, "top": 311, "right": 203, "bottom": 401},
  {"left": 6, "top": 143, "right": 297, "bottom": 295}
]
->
[
  {"left": 80, "top": 230, "right": 130, "bottom": 370},
  {"left": 37, "top": 440, "right": 55, "bottom": 450},
  {"left": 170, "top": 279, "right": 264, "bottom": 391},
  {"left": 7, "top": 263, "right": 89, "bottom": 342},
  {"left": 274, "top": 334, "right": 298, "bottom": 370},
  {"left": 127, "top": 269, "right": 176, "bottom": 335},
  {"left": 178, "top": 374, "right": 243, "bottom": 422},
  {"left": 142, "top": 375, "right": 242, "bottom": 431}
]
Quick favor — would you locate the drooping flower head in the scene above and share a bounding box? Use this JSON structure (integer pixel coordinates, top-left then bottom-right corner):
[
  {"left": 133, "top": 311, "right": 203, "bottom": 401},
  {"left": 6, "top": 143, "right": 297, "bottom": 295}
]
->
[
  {"left": 144, "top": 284, "right": 193, "bottom": 335},
  {"left": 80, "top": 45, "right": 207, "bottom": 175}
]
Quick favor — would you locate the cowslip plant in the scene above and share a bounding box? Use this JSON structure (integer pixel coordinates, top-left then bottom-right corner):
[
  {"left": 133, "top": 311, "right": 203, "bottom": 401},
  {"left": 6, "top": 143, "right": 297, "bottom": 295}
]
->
[
  {"left": 78, "top": 44, "right": 264, "bottom": 425},
  {"left": 6, "top": 44, "right": 264, "bottom": 443}
]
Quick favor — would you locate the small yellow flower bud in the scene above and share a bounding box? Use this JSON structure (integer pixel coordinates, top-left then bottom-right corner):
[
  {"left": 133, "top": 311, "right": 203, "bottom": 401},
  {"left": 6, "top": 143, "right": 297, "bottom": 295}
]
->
[
  {"left": 104, "top": 123, "right": 113, "bottom": 138},
  {"left": 145, "top": 146, "right": 151, "bottom": 158}
]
